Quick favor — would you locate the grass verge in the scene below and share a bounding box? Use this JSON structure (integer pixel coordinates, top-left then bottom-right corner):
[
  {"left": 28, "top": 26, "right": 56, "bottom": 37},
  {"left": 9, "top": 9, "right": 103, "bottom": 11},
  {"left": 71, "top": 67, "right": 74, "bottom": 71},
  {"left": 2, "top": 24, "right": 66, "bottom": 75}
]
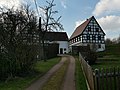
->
[
  {"left": 42, "top": 57, "right": 69, "bottom": 90},
  {"left": 75, "top": 56, "right": 87, "bottom": 90},
  {"left": 0, "top": 57, "right": 60, "bottom": 90}
]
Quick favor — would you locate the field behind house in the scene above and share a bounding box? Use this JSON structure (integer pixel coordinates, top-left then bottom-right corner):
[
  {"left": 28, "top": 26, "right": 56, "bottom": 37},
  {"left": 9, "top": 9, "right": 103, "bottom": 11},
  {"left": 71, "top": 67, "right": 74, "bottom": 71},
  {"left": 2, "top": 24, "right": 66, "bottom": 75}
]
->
[{"left": 92, "top": 43, "right": 120, "bottom": 69}]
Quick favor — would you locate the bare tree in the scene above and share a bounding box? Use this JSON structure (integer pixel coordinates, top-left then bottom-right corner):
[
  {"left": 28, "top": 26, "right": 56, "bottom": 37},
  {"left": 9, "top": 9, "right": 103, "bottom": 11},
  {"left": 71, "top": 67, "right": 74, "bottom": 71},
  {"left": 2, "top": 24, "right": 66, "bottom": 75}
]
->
[
  {"left": 0, "top": 5, "right": 38, "bottom": 80},
  {"left": 39, "top": 0, "right": 64, "bottom": 61}
]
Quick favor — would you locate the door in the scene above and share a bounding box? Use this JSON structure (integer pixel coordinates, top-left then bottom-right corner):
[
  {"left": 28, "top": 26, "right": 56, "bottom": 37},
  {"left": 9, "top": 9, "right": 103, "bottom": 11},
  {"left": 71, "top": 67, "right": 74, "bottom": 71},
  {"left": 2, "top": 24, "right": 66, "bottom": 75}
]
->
[{"left": 60, "top": 48, "right": 63, "bottom": 54}]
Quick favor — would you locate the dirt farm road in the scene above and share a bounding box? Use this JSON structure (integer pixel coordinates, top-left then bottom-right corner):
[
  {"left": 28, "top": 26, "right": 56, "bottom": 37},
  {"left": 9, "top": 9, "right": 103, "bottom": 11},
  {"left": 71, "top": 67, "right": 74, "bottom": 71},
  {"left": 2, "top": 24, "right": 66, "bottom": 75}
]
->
[{"left": 26, "top": 55, "right": 75, "bottom": 90}]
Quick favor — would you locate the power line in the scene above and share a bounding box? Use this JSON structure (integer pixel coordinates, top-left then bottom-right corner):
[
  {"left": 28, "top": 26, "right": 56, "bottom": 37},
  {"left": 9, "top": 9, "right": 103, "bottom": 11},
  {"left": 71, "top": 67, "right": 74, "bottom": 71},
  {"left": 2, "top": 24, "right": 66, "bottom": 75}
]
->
[{"left": 33, "top": 0, "right": 39, "bottom": 16}]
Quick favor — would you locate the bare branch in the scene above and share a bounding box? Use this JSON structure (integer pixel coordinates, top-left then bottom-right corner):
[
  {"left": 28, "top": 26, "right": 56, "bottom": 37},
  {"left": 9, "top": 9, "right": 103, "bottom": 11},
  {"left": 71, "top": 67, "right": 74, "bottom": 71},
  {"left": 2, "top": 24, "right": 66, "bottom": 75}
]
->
[{"left": 39, "top": 0, "right": 64, "bottom": 32}]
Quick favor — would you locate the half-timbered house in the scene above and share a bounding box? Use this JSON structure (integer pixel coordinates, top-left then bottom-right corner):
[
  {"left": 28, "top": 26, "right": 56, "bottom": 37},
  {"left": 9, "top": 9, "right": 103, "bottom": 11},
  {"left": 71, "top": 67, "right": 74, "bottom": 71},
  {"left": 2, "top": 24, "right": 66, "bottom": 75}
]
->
[{"left": 69, "top": 16, "right": 106, "bottom": 52}]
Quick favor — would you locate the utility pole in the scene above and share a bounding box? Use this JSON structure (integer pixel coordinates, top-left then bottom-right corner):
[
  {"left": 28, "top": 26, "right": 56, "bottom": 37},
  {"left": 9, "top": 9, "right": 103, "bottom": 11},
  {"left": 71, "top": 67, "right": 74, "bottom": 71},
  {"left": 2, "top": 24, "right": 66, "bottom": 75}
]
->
[
  {"left": 38, "top": 17, "right": 42, "bottom": 60},
  {"left": 39, "top": 17, "right": 46, "bottom": 61},
  {"left": 39, "top": 17, "right": 41, "bottom": 31}
]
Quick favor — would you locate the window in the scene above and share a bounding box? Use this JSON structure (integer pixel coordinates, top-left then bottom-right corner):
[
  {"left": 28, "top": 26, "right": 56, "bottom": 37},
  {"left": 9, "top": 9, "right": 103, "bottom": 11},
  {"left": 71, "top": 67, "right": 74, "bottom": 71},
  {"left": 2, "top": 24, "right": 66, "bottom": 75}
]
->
[
  {"left": 87, "top": 35, "right": 90, "bottom": 40},
  {"left": 64, "top": 52, "right": 66, "bottom": 54},
  {"left": 75, "top": 38, "right": 76, "bottom": 42},
  {"left": 92, "top": 35, "right": 96, "bottom": 40},
  {"left": 78, "top": 37, "right": 80, "bottom": 41},
  {"left": 96, "top": 28, "right": 99, "bottom": 32},
  {"left": 79, "top": 36, "right": 81, "bottom": 41},
  {"left": 74, "top": 39, "right": 75, "bottom": 42},
  {"left": 77, "top": 37, "right": 79, "bottom": 41},
  {"left": 98, "top": 35, "right": 101, "bottom": 40},
  {"left": 98, "top": 44, "right": 101, "bottom": 48},
  {"left": 64, "top": 48, "right": 66, "bottom": 51},
  {"left": 72, "top": 40, "right": 73, "bottom": 43},
  {"left": 83, "top": 40, "right": 85, "bottom": 43},
  {"left": 88, "top": 26, "right": 91, "bottom": 31}
]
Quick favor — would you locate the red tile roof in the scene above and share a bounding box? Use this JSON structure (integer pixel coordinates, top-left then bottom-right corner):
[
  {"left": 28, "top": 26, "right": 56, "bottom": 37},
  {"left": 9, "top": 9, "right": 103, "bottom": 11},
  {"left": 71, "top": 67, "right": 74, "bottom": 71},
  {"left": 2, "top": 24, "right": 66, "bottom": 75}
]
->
[{"left": 70, "top": 16, "right": 93, "bottom": 39}]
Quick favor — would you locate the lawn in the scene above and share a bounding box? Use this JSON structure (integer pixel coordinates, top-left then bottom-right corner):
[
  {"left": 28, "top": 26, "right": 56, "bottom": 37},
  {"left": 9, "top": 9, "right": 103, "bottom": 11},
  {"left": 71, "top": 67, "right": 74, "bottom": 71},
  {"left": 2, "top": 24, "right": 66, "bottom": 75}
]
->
[
  {"left": 91, "top": 44, "right": 120, "bottom": 69},
  {"left": 0, "top": 57, "right": 60, "bottom": 90},
  {"left": 75, "top": 56, "right": 87, "bottom": 90}
]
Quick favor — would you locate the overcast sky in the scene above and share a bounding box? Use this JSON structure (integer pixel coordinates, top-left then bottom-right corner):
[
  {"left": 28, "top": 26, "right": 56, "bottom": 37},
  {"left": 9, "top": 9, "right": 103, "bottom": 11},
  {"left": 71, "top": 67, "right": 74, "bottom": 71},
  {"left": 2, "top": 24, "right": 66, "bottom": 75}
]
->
[{"left": 0, "top": 0, "right": 120, "bottom": 39}]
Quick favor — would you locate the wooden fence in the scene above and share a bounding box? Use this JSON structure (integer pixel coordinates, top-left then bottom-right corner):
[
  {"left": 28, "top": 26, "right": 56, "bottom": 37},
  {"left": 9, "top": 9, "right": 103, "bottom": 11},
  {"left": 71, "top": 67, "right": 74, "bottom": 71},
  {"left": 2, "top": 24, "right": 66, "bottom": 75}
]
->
[
  {"left": 79, "top": 53, "right": 120, "bottom": 90},
  {"left": 79, "top": 53, "right": 95, "bottom": 90},
  {"left": 94, "top": 68, "right": 120, "bottom": 90}
]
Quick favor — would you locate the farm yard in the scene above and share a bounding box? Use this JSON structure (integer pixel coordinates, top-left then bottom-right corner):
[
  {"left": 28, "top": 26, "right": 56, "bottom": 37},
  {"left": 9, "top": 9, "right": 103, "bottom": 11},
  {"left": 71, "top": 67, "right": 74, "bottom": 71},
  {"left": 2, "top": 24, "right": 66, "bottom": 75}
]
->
[
  {"left": 0, "top": 0, "right": 120, "bottom": 90},
  {"left": 0, "top": 45, "right": 119, "bottom": 90},
  {"left": 0, "top": 43, "right": 119, "bottom": 90}
]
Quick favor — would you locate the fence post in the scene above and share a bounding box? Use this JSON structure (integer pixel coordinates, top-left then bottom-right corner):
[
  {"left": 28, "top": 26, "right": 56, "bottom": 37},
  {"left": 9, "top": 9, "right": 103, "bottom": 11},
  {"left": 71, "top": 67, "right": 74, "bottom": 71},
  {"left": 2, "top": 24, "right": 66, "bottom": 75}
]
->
[
  {"left": 117, "top": 67, "right": 120, "bottom": 90},
  {"left": 105, "top": 68, "right": 109, "bottom": 90},
  {"left": 110, "top": 68, "right": 113, "bottom": 90},
  {"left": 113, "top": 67, "right": 117, "bottom": 90},
  {"left": 101, "top": 68, "right": 104, "bottom": 90},
  {"left": 95, "top": 69, "right": 100, "bottom": 90}
]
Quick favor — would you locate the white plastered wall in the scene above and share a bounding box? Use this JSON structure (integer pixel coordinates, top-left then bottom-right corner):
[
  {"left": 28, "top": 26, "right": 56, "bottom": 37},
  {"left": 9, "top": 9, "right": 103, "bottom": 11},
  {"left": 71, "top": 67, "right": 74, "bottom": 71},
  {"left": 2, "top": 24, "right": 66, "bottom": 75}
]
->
[{"left": 57, "top": 41, "right": 69, "bottom": 54}]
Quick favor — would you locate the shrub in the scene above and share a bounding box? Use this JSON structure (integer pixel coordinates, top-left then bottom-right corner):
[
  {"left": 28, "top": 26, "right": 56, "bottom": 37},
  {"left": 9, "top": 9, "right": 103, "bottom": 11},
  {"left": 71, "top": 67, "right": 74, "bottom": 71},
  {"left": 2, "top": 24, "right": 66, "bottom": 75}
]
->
[{"left": 84, "top": 51, "right": 97, "bottom": 65}]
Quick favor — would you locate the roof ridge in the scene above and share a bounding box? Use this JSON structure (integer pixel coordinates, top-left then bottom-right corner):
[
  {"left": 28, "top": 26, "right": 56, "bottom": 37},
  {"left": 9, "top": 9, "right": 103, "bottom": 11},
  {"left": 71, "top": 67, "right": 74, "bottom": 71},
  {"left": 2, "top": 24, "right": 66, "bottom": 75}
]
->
[
  {"left": 76, "top": 16, "right": 92, "bottom": 29},
  {"left": 45, "top": 32, "right": 68, "bottom": 41},
  {"left": 70, "top": 16, "right": 93, "bottom": 39}
]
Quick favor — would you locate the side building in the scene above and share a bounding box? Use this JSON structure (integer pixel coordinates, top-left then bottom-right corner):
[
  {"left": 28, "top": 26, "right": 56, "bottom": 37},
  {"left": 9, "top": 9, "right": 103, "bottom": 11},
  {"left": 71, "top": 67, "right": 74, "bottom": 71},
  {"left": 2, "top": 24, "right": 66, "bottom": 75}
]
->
[
  {"left": 44, "top": 32, "right": 69, "bottom": 54},
  {"left": 69, "top": 16, "right": 106, "bottom": 52},
  {"left": 20, "top": 30, "right": 68, "bottom": 59}
]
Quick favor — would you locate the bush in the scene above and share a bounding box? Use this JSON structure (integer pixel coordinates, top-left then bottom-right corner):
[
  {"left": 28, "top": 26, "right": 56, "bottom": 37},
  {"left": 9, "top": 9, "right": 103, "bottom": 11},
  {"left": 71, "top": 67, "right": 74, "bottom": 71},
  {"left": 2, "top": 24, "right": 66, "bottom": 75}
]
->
[
  {"left": 84, "top": 51, "right": 97, "bottom": 65},
  {"left": 0, "top": 6, "right": 38, "bottom": 81}
]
